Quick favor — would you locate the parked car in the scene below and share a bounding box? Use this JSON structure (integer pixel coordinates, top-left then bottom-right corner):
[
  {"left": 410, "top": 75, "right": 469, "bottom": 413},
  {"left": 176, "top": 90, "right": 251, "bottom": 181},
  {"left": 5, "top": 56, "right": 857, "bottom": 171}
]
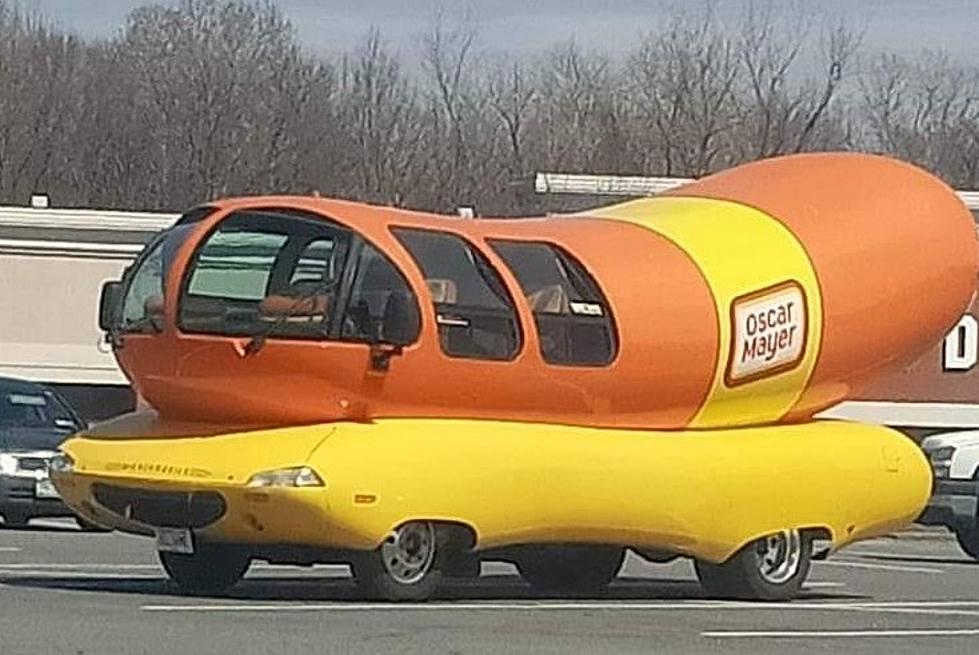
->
[
  {"left": 918, "top": 430, "right": 979, "bottom": 558},
  {"left": 0, "top": 376, "right": 103, "bottom": 530}
]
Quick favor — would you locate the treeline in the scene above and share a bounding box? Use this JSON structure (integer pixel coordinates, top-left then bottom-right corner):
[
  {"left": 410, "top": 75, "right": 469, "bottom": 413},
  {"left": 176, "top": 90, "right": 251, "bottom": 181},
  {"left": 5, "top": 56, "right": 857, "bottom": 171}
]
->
[{"left": 0, "top": 0, "right": 978, "bottom": 215}]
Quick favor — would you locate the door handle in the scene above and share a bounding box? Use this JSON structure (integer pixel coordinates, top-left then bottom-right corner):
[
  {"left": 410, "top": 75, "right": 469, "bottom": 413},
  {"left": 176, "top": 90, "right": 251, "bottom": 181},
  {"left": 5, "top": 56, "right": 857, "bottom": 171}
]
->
[{"left": 437, "top": 314, "right": 470, "bottom": 328}]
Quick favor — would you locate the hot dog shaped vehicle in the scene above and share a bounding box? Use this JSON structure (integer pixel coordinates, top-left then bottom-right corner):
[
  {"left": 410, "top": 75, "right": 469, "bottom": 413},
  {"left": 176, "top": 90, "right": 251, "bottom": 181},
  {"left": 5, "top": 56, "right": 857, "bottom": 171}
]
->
[{"left": 51, "top": 152, "right": 977, "bottom": 601}]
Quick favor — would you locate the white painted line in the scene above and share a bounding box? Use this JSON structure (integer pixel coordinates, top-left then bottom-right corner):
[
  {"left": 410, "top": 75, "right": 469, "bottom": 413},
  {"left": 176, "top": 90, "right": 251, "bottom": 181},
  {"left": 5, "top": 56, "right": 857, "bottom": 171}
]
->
[
  {"left": 855, "top": 601, "right": 979, "bottom": 608},
  {"left": 0, "top": 564, "right": 159, "bottom": 570},
  {"left": 816, "top": 559, "right": 944, "bottom": 574},
  {"left": 141, "top": 602, "right": 736, "bottom": 613},
  {"left": 0, "top": 547, "right": 21, "bottom": 552},
  {"left": 802, "top": 582, "right": 845, "bottom": 589},
  {"left": 703, "top": 629, "right": 979, "bottom": 639},
  {"left": 138, "top": 600, "right": 976, "bottom": 613},
  {"left": 850, "top": 606, "right": 979, "bottom": 618},
  {"left": 7, "top": 572, "right": 162, "bottom": 579}
]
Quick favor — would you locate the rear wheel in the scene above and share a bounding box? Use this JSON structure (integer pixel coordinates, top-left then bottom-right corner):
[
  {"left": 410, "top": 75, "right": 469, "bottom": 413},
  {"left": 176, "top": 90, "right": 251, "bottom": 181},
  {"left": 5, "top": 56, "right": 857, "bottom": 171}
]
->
[
  {"left": 695, "top": 530, "right": 812, "bottom": 601},
  {"left": 954, "top": 524, "right": 979, "bottom": 560},
  {"left": 159, "top": 543, "right": 251, "bottom": 595},
  {"left": 515, "top": 545, "right": 625, "bottom": 596},
  {"left": 351, "top": 521, "right": 443, "bottom": 601}
]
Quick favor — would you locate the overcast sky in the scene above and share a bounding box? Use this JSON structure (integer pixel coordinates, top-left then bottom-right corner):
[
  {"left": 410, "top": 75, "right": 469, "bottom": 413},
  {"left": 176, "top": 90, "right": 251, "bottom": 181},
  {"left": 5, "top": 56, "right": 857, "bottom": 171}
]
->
[{"left": 21, "top": 0, "right": 979, "bottom": 64}]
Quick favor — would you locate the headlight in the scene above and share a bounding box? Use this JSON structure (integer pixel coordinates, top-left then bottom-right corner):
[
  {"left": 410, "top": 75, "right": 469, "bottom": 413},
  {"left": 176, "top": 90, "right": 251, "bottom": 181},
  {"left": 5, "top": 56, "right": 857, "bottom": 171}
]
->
[
  {"left": 246, "top": 466, "right": 324, "bottom": 488},
  {"left": 0, "top": 454, "right": 17, "bottom": 475},
  {"left": 49, "top": 452, "right": 75, "bottom": 474}
]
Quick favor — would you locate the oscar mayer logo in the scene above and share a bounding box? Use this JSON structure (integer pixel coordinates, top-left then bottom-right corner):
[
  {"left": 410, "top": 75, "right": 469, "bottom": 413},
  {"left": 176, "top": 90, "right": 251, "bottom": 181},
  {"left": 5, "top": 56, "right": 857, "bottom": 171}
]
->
[{"left": 725, "top": 281, "right": 808, "bottom": 387}]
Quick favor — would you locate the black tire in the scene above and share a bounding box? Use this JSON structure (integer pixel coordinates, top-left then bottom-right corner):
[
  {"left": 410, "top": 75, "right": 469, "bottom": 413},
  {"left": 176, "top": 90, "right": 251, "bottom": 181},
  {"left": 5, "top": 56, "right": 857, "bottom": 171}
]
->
[
  {"left": 2, "top": 511, "right": 29, "bottom": 529},
  {"left": 515, "top": 545, "right": 625, "bottom": 597},
  {"left": 954, "top": 525, "right": 979, "bottom": 560},
  {"left": 75, "top": 516, "right": 111, "bottom": 533},
  {"left": 695, "top": 530, "right": 812, "bottom": 601},
  {"left": 350, "top": 521, "right": 443, "bottom": 602},
  {"left": 159, "top": 543, "right": 251, "bottom": 595}
]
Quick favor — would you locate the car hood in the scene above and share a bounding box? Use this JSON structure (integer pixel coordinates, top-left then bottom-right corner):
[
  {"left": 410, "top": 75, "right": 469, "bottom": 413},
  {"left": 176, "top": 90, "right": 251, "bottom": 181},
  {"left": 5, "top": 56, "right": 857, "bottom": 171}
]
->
[
  {"left": 0, "top": 426, "right": 73, "bottom": 452},
  {"left": 921, "top": 431, "right": 979, "bottom": 452}
]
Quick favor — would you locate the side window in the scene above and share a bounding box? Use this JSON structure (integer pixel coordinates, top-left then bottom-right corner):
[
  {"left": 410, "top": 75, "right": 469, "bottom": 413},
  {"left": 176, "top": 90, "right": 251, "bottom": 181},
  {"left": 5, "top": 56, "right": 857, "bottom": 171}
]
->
[
  {"left": 179, "top": 212, "right": 349, "bottom": 338},
  {"left": 341, "top": 243, "right": 421, "bottom": 345},
  {"left": 187, "top": 231, "right": 287, "bottom": 301},
  {"left": 489, "top": 240, "right": 618, "bottom": 366},
  {"left": 392, "top": 228, "right": 521, "bottom": 361}
]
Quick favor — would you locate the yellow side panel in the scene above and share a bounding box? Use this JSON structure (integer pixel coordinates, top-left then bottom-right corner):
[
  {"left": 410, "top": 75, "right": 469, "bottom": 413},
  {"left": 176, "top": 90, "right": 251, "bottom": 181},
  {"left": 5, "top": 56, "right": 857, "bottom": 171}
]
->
[
  {"left": 56, "top": 417, "right": 929, "bottom": 563},
  {"left": 590, "top": 197, "right": 824, "bottom": 427},
  {"left": 316, "top": 418, "right": 928, "bottom": 560}
]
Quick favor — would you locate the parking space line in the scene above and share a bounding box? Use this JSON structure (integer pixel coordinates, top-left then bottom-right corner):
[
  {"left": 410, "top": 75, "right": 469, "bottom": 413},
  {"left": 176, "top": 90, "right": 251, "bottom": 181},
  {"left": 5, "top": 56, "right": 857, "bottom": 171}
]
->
[
  {"left": 703, "top": 628, "right": 979, "bottom": 638},
  {"left": 0, "top": 547, "right": 21, "bottom": 552},
  {"left": 0, "top": 564, "right": 159, "bottom": 570},
  {"left": 815, "top": 560, "right": 944, "bottom": 574},
  {"left": 138, "top": 600, "right": 979, "bottom": 613},
  {"left": 850, "top": 606, "right": 979, "bottom": 618}
]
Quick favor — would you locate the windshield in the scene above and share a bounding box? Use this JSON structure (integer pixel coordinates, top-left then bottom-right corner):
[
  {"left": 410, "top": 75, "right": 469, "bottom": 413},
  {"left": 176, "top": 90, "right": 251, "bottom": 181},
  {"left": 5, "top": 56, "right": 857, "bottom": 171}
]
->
[
  {"left": 119, "top": 222, "right": 200, "bottom": 333},
  {"left": 0, "top": 391, "right": 80, "bottom": 447}
]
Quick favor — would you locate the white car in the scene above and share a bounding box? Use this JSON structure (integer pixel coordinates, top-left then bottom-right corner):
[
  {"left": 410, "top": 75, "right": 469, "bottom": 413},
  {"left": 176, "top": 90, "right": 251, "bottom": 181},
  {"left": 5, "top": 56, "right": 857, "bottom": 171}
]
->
[{"left": 919, "top": 430, "right": 979, "bottom": 558}]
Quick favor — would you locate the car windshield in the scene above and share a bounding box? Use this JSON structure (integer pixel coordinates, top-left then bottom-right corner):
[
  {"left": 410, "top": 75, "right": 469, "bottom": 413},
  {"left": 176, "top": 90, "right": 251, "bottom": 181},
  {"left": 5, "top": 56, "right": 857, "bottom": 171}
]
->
[
  {"left": 120, "top": 221, "right": 203, "bottom": 333},
  {"left": 0, "top": 391, "right": 79, "bottom": 449}
]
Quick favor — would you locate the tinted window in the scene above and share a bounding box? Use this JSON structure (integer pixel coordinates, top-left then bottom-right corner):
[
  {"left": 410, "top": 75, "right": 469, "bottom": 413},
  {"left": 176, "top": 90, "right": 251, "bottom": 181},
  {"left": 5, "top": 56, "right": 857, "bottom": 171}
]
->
[
  {"left": 393, "top": 229, "right": 521, "bottom": 360},
  {"left": 490, "top": 241, "right": 617, "bottom": 366},
  {"left": 341, "top": 243, "right": 421, "bottom": 345},
  {"left": 179, "top": 211, "right": 350, "bottom": 339}
]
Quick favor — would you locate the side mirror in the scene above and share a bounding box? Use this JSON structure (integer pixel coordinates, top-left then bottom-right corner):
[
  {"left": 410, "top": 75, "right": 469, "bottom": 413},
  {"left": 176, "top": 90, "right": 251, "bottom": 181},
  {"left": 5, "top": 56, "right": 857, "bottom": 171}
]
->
[
  {"left": 98, "top": 281, "right": 123, "bottom": 333},
  {"left": 369, "top": 342, "right": 404, "bottom": 373},
  {"left": 367, "top": 292, "right": 418, "bottom": 373}
]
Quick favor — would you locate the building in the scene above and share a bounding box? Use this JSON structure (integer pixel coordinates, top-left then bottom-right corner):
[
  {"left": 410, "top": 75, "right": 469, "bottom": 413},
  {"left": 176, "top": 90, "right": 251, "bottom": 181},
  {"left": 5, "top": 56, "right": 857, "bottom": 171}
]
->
[{"left": 0, "top": 204, "right": 178, "bottom": 420}]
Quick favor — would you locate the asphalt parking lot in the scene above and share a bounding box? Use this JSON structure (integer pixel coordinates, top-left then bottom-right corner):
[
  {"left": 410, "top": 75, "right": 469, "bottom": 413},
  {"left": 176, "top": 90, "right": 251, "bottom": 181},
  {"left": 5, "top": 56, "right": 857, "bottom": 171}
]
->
[{"left": 1, "top": 522, "right": 977, "bottom": 655}]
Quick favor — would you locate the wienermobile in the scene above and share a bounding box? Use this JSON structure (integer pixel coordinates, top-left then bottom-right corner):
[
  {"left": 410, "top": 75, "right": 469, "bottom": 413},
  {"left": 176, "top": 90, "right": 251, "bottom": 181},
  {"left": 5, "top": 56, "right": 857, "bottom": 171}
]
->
[{"left": 51, "top": 152, "right": 977, "bottom": 601}]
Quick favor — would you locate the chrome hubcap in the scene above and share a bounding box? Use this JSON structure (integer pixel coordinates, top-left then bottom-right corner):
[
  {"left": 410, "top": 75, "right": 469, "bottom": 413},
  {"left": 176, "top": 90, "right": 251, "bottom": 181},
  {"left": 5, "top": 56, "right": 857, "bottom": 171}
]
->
[
  {"left": 381, "top": 521, "right": 436, "bottom": 585},
  {"left": 754, "top": 529, "right": 803, "bottom": 585}
]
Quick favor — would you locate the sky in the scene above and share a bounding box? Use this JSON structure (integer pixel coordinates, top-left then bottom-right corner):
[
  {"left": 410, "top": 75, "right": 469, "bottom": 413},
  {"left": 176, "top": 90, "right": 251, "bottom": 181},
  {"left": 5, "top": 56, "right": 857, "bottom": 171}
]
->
[{"left": 19, "top": 0, "right": 979, "bottom": 64}]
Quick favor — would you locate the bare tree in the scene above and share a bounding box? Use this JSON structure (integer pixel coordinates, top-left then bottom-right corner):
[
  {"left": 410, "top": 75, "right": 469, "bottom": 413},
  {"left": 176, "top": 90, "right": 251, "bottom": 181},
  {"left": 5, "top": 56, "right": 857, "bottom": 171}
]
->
[
  {"left": 732, "top": 3, "right": 861, "bottom": 159},
  {"left": 860, "top": 52, "right": 979, "bottom": 188},
  {"left": 625, "top": 4, "right": 739, "bottom": 176},
  {"left": 418, "top": 6, "right": 478, "bottom": 209}
]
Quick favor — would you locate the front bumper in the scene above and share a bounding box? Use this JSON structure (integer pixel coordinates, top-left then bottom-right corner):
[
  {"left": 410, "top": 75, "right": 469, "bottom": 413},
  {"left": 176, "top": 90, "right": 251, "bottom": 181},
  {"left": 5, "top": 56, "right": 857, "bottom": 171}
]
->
[
  {"left": 52, "top": 472, "right": 371, "bottom": 550},
  {"left": 0, "top": 475, "right": 73, "bottom": 520},
  {"left": 918, "top": 478, "right": 979, "bottom": 528}
]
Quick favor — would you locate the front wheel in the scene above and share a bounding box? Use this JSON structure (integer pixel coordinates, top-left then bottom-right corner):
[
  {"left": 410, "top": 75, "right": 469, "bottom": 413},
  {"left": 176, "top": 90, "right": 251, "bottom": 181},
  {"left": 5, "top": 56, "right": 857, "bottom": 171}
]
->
[
  {"left": 695, "top": 530, "right": 812, "bottom": 601},
  {"left": 954, "top": 524, "right": 979, "bottom": 560},
  {"left": 350, "top": 521, "right": 443, "bottom": 601},
  {"left": 515, "top": 545, "right": 625, "bottom": 597},
  {"left": 159, "top": 543, "right": 251, "bottom": 595}
]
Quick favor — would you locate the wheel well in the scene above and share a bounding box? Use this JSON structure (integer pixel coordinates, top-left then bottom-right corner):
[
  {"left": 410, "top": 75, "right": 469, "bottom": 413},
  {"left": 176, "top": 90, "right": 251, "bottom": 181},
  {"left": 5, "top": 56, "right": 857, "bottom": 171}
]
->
[
  {"left": 419, "top": 520, "right": 478, "bottom": 551},
  {"left": 802, "top": 526, "right": 834, "bottom": 543}
]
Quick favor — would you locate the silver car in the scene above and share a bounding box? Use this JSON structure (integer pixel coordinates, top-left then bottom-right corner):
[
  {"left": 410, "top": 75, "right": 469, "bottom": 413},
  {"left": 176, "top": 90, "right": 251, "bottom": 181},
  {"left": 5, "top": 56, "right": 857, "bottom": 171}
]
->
[{"left": 0, "top": 376, "right": 99, "bottom": 529}]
